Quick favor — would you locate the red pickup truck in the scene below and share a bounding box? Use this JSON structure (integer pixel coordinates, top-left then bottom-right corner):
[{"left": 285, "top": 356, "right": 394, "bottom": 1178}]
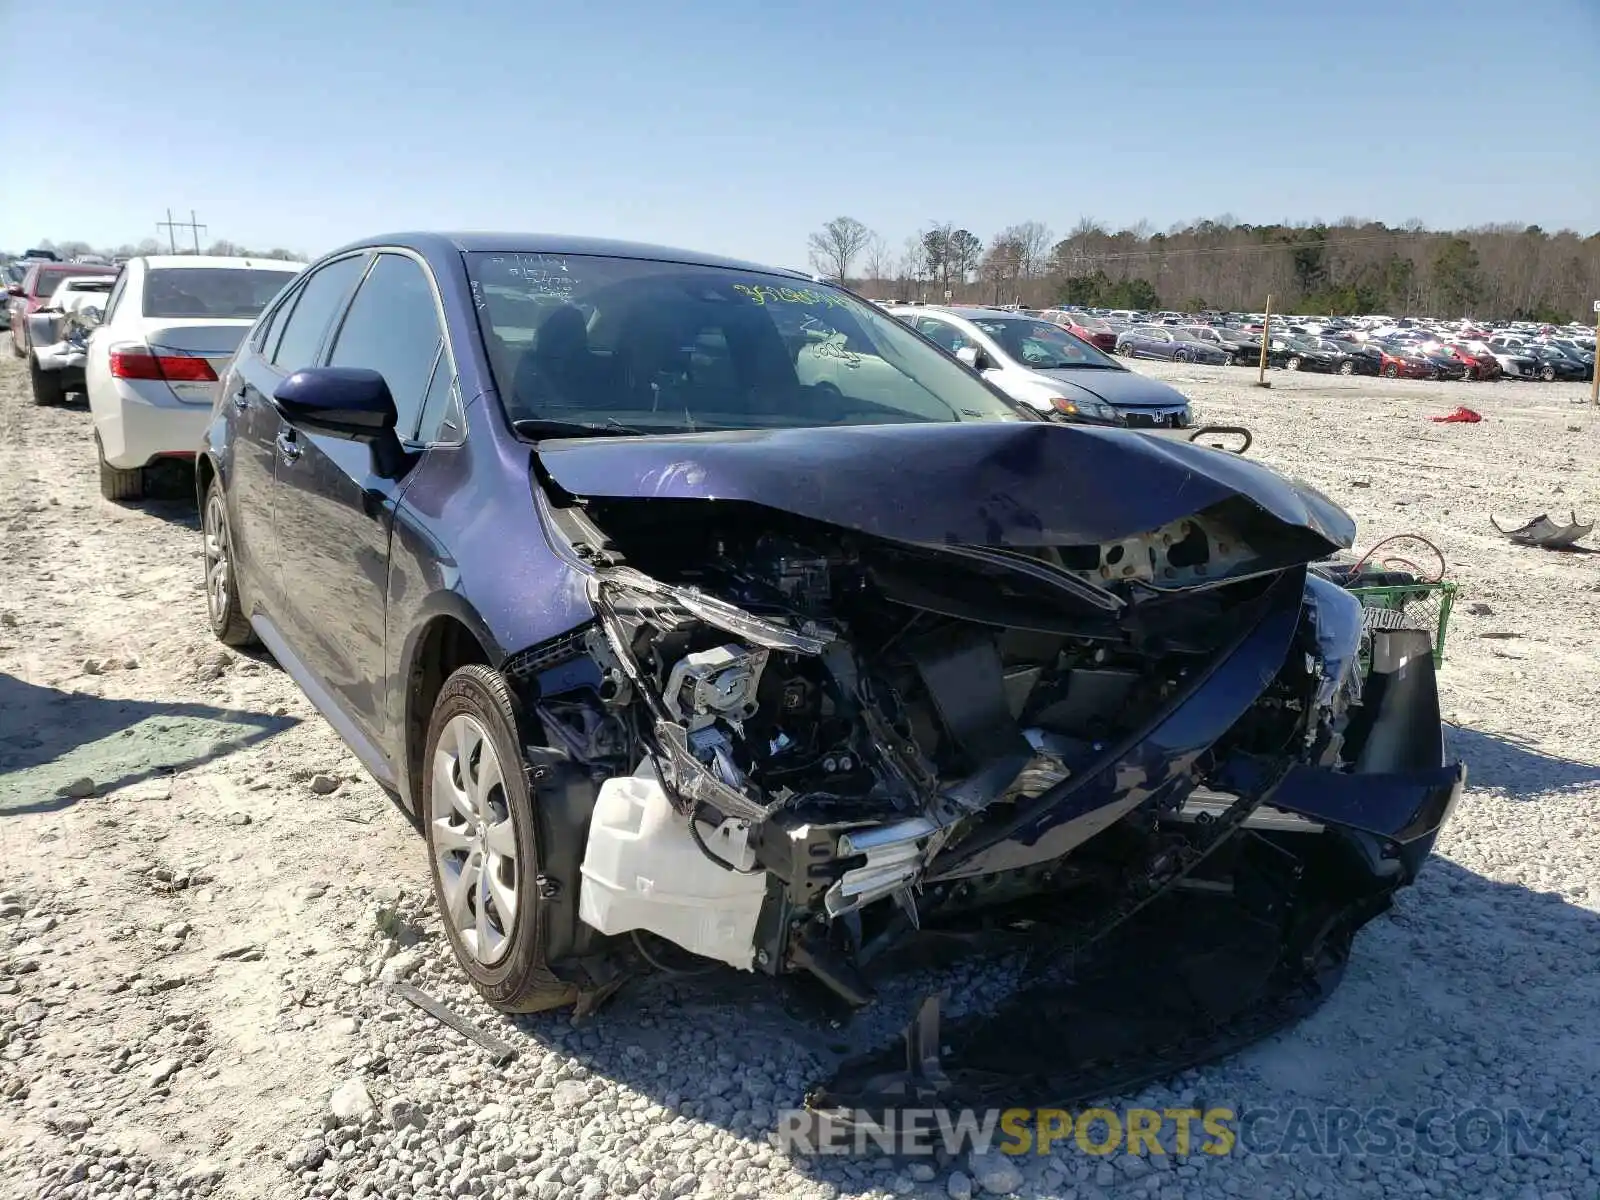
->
[{"left": 8, "top": 263, "right": 116, "bottom": 357}]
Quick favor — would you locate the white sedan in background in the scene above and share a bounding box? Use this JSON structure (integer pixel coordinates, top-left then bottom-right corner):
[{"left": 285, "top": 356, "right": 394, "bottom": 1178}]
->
[{"left": 85, "top": 255, "right": 305, "bottom": 501}]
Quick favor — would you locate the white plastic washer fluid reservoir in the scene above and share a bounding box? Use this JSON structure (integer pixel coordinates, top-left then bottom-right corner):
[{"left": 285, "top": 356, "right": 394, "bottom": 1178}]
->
[{"left": 577, "top": 767, "right": 765, "bottom": 970}]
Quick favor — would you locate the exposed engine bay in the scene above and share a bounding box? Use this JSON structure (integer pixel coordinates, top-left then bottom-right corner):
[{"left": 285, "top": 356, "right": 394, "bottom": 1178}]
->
[{"left": 505, "top": 484, "right": 1463, "bottom": 1033}]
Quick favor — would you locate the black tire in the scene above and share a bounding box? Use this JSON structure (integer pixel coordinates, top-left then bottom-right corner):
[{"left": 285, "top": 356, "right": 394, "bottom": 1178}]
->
[
  {"left": 1118, "top": 342, "right": 1135, "bottom": 357},
  {"left": 1233, "top": 353, "right": 1249, "bottom": 366},
  {"left": 422, "top": 665, "right": 578, "bottom": 1014},
  {"left": 1540, "top": 365, "right": 1556, "bottom": 382},
  {"left": 1174, "top": 350, "right": 1191, "bottom": 363},
  {"left": 1382, "top": 364, "right": 1399, "bottom": 378},
  {"left": 202, "top": 477, "right": 256, "bottom": 646},
  {"left": 1286, "top": 356, "right": 1301, "bottom": 371},
  {"left": 1337, "top": 359, "right": 1355, "bottom": 376},
  {"left": 29, "top": 356, "right": 65, "bottom": 406},
  {"left": 96, "top": 434, "right": 144, "bottom": 502}
]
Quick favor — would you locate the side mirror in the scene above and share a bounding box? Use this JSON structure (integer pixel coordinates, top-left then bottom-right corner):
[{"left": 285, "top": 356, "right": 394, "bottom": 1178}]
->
[
  {"left": 956, "top": 346, "right": 988, "bottom": 370},
  {"left": 5, "top": 285, "right": 23, "bottom": 297},
  {"left": 274, "top": 367, "right": 398, "bottom": 442}
]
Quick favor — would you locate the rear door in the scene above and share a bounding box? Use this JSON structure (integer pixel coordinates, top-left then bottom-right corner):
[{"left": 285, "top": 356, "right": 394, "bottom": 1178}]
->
[
  {"left": 272, "top": 251, "right": 446, "bottom": 748},
  {"left": 229, "top": 253, "right": 369, "bottom": 621}
]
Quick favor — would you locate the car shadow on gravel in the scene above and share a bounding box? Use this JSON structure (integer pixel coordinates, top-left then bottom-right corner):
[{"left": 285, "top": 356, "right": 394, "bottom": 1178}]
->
[
  {"left": 1445, "top": 723, "right": 1600, "bottom": 798},
  {"left": 0, "top": 670, "right": 297, "bottom": 815}
]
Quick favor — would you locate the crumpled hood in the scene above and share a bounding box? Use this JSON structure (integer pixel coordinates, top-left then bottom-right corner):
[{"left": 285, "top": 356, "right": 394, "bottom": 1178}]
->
[
  {"left": 536, "top": 421, "right": 1356, "bottom": 551},
  {"left": 1033, "top": 367, "right": 1192, "bottom": 410}
]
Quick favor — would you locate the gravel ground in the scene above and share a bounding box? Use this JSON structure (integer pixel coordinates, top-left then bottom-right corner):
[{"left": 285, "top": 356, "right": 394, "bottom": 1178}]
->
[{"left": 1, "top": 355, "right": 1597, "bottom": 1200}]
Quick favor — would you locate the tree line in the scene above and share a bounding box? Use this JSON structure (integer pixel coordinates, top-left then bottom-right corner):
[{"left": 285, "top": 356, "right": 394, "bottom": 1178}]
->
[
  {"left": 15, "top": 237, "right": 304, "bottom": 263},
  {"left": 807, "top": 216, "right": 1600, "bottom": 322}
]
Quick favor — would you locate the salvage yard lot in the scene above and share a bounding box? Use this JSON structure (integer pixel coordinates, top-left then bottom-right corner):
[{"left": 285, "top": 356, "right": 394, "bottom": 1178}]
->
[{"left": 1, "top": 354, "right": 1597, "bottom": 1200}]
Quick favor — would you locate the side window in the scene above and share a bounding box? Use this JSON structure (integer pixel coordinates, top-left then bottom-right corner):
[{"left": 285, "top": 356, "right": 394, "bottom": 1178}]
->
[
  {"left": 326, "top": 253, "right": 445, "bottom": 440},
  {"left": 916, "top": 318, "right": 968, "bottom": 353},
  {"left": 253, "top": 288, "right": 292, "bottom": 358},
  {"left": 102, "top": 272, "right": 128, "bottom": 323},
  {"left": 271, "top": 255, "right": 366, "bottom": 373},
  {"left": 417, "top": 347, "right": 465, "bottom": 444}
]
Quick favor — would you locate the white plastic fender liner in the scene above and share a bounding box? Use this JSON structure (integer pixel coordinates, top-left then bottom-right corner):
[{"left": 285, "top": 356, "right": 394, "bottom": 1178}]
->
[{"left": 577, "top": 764, "right": 765, "bottom": 970}]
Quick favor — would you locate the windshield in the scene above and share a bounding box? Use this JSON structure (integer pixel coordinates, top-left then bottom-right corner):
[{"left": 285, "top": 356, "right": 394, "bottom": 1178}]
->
[
  {"left": 465, "top": 253, "right": 1028, "bottom": 433},
  {"left": 967, "top": 316, "right": 1121, "bottom": 369}
]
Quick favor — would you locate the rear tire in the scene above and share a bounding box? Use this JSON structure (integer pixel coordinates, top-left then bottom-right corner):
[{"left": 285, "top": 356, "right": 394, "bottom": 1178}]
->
[
  {"left": 1286, "top": 356, "right": 1302, "bottom": 371},
  {"left": 423, "top": 665, "right": 578, "bottom": 1014},
  {"left": 1383, "top": 364, "right": 1399, "bottom": 378},
  {"left": 96, "top": 434, "right": 144, "bottom": 502},
  {"left": 203, "top": 478, "right": 256, "bottom": 647},
  {"left": 1337, "top": 359, "right": 1355, "bottom": 376},
  {"left": 1541, "top": 365, "right": 1556, "bottom": 382},
  {"left": 28, "top": 357, "right": 65, "bottom": 406}
]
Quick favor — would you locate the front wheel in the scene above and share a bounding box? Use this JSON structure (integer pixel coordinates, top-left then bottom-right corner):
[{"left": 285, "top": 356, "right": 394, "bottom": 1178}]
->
[
  {"left": 203, "top": 478, "right": 256, "bottom": 646},
  {"left": 423, "top": 665, "right": 578, "bottom": 1014},
  {"left": 1286, "top": 356, "right": 1302, "bottom": 371},
  {"left": 1337, "top": 359, "right": 1356, "bottom": 376},
  {"left": 28, "top": 357, "right": 65, "bottom": 406},
  {"left": 1382, "top": 364, "right": 1399, "bottom": 378},
  {"left": 1541, "top": 365, "right": 1557, "bottom": 382}
]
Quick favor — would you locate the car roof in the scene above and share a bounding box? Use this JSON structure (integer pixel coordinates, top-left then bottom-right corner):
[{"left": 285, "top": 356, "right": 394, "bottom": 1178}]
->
[
  {"left": 323, "top": 232, "right": 807, "bottom": 280},
  {"left": 134, "top": 255, "right": 309, "bottom": 270}
]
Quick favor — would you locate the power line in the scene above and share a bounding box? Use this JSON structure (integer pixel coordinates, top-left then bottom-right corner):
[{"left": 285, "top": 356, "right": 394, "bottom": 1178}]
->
[{"left": 156, "top": 208, "right": 207, "bottom": 254}]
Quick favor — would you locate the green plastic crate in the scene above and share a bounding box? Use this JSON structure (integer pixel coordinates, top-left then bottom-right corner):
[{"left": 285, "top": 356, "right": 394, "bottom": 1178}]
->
[{"left": 1346, "top": 580, "right": 1458, "bottom": 667}]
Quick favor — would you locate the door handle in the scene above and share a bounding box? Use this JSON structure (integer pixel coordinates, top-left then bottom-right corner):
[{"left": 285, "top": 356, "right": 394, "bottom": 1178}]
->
[
  {"left": 232, "top": 388, "right": 249, "bottom": 411},
  {"left": 275, "top": 430, "right": 302, "bottom": 464}
]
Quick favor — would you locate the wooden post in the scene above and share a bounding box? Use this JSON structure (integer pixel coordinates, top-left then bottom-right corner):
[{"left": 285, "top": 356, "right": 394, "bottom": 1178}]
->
[
  {"left": 1591, "top": 300, "right": 1599, "bottom": 406},
  {"left": 1255, "top": 294, "right": 1273, "bottom": 388}
]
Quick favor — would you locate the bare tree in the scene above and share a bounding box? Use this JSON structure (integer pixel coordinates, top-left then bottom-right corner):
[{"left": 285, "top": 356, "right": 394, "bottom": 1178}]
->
[
  {"left": 862, "top": 234, "right": 892, "bottom": 290},
  {"left": 807, "top": 217, "right": 873, "bottom": 284},
  {"left": 1013, "top": 221, "right": 1053, "bottom": 279}
]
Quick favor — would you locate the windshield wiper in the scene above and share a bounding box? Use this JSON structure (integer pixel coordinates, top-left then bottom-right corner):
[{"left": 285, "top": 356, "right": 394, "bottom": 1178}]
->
[{"left": 513, "top": 417, "right": 651, "bottom": 439}]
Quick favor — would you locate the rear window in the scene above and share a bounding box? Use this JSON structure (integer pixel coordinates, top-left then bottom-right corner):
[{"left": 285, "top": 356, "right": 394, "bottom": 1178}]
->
[
  {"left": 30, "top": 268, "right": 103, "bottom": 297},
  {"left": 141, "top": 268, "right": 298, "bottom": 320}
]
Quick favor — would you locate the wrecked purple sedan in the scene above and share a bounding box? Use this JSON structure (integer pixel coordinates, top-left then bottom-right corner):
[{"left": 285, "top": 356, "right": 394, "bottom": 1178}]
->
[{"left": 197, "top": 234, "right": 1462, "bottom": 1103}]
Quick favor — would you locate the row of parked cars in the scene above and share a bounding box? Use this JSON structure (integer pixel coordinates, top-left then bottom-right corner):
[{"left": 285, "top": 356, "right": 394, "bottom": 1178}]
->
[
  {"left": 4, "top": 232, "right": 1461, "bottom": 1045},
  {"left": 7, "top": 253, "right": 305, "bottom": 497},
  {"left": 1018, "top": 305, "right": 1596, "bottom": 383}
]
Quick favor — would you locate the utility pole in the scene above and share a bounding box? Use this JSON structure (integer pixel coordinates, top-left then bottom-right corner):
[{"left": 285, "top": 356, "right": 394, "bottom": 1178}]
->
[{"left": 156, "top": 209, "right": 207, "bottom": 255}]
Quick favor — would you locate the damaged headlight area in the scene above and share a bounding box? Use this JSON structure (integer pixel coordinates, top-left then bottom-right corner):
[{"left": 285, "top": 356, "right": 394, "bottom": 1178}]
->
[{"left": 503, "top": 502, "right": 1462, "bottom": 1051}]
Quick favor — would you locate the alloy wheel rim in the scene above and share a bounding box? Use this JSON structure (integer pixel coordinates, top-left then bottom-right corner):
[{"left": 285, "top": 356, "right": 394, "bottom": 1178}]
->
[
  {"left": 431, "top": 714, "right": 519, "bottom": 965},
  {"left": 203, "top": 494, "right": 230, "bottom": 625}
]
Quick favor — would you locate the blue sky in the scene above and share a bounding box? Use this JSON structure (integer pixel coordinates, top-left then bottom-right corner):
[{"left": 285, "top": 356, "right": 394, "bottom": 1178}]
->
[{"left": 4, "top": 0, "right": 1596, "bottom": 266}]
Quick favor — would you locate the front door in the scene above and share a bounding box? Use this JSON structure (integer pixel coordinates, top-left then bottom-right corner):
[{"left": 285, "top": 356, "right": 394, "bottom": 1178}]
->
[
  {"left": 273, "top": 251, "right": 445, "bottom": 750},
  {"left": 232, "top": 254, "right": 368, "bottom": 619}
]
